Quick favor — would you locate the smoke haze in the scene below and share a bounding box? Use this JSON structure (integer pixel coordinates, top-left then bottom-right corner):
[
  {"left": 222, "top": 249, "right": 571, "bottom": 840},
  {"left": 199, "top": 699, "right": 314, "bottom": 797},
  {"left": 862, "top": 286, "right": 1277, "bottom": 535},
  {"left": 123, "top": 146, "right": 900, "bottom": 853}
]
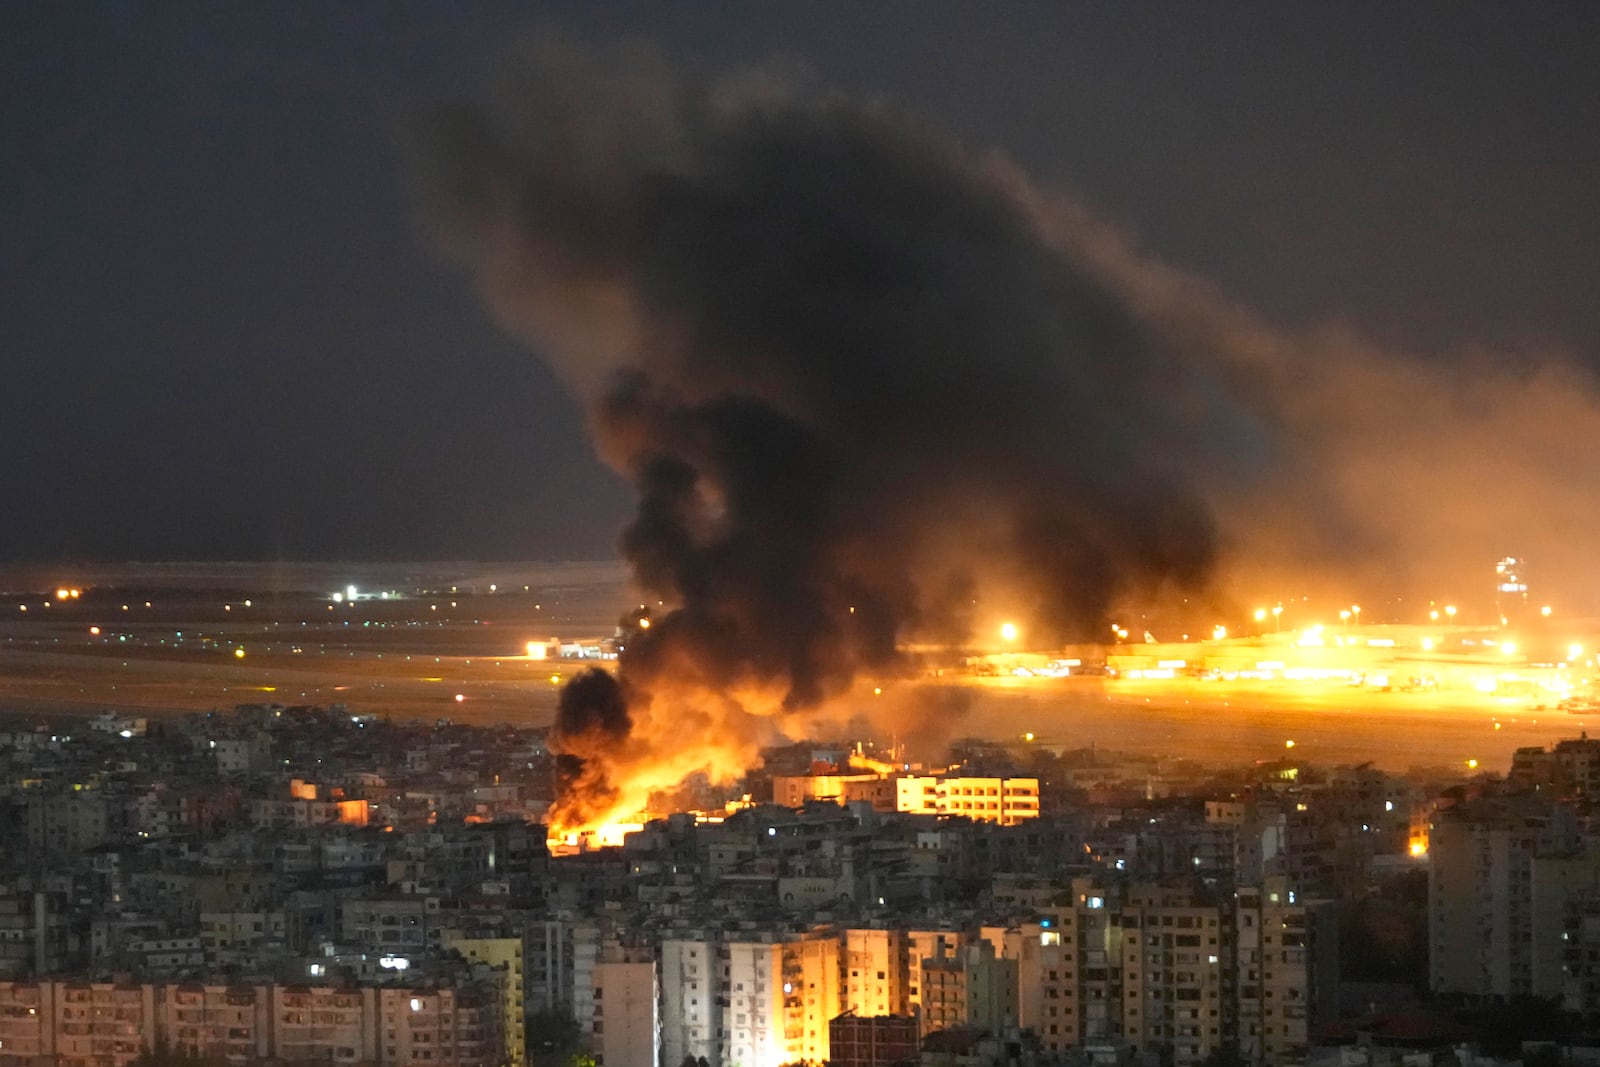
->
[{"left": 414, "top": 38, "right": 1600, "bottom": 826}]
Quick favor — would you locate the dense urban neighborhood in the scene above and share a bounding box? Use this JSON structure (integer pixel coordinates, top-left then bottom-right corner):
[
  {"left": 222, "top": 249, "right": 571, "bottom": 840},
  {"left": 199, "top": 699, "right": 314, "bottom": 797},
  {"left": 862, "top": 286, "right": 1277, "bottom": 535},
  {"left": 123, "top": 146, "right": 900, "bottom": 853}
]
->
[{"left": 5, "top": 702, "right": 1600, "bottom": 1067}]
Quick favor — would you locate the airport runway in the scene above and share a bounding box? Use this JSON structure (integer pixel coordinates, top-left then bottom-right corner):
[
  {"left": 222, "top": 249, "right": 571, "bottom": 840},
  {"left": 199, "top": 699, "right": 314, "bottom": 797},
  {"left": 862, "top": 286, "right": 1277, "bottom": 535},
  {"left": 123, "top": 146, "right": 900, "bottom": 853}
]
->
[{"left": 0, "top": 563, "right": 1585, "bottom": 773}]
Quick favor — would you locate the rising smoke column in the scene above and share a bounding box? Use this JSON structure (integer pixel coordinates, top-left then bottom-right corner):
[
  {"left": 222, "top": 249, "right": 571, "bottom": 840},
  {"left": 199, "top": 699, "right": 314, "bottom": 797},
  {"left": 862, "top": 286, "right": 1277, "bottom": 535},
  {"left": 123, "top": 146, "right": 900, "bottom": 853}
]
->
[{"left": 413, "top": 41, "right": 1263, "bottom": 827}]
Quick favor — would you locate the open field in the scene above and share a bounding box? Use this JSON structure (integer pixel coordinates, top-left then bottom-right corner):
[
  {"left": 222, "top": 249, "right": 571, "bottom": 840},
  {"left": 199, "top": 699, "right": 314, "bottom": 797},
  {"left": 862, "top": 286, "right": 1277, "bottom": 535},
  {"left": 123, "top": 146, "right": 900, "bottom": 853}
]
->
[{"left": 0, "top": 561, "right": 629, "bottom": 726}]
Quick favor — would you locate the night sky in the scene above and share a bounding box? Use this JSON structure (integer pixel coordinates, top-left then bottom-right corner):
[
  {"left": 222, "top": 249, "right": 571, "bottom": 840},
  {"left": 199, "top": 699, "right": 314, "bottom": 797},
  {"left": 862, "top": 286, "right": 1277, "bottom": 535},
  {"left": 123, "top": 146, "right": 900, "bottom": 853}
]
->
[{"left": 4, "top": 3, "right": 1598, "bottom": 563}]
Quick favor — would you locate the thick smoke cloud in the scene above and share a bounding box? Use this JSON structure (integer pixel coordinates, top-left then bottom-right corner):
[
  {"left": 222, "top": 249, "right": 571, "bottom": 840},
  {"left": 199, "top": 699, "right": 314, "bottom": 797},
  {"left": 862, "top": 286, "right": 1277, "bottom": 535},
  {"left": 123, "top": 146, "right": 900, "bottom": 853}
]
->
[
  {"left": 416, "top": 41, "right": 1242, "bottom": 822},
  {"left": 416, "top": 39, "right": 1600, "bottom": 826}
]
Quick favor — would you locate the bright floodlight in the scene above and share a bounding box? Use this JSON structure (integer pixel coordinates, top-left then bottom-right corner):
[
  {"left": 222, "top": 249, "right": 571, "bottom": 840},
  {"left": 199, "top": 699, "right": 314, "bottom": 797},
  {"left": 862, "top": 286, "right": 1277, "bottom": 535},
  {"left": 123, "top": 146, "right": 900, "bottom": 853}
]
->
[{"left": 999, "top": 621, "right": 1019, "bottom": 642}]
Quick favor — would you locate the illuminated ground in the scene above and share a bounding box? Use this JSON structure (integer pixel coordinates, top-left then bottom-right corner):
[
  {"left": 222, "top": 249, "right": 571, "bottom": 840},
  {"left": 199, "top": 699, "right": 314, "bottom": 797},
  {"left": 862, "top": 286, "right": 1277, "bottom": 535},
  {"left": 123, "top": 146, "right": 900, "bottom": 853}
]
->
[
  {"left": 0, "top": 563, "right": 1591, "bottom": 774},
  {"left": 954, "top": 675, "right": 1561, "bottom": 775}
]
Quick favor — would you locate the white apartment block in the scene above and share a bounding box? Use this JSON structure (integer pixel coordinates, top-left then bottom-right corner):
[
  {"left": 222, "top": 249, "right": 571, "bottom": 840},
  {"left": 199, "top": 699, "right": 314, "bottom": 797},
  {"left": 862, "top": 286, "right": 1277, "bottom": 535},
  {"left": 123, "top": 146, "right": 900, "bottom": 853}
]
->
[
  {"left": 722, "top": 943, "right": 786, "bottom": 1067},
  {"left": 843, "top": 928, "right": 905, "bottom": 1018},
  {"left": 721, "top": 934, "right": 839, "bottom": 1067},
  {"left": 894, "top": 776, "right": 1039, "bottom": 825},
  {"left": 660, "top": 940, "right": 719, "bottom": 1067}
]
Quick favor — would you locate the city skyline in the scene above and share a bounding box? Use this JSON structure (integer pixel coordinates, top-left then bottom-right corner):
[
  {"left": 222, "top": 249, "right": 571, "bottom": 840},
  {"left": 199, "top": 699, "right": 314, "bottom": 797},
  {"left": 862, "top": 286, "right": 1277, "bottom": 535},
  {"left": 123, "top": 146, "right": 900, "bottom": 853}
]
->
[{"left": 10, "top": 11, "right": 1600, "bottom": 1062}]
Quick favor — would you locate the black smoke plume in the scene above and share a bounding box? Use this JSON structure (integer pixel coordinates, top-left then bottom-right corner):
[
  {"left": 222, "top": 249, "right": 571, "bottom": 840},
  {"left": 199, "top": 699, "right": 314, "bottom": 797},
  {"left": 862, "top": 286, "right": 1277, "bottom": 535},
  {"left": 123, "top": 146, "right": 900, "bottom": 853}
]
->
[{"left": 413, "top": 39, "right": 1254, "bottom": 822}]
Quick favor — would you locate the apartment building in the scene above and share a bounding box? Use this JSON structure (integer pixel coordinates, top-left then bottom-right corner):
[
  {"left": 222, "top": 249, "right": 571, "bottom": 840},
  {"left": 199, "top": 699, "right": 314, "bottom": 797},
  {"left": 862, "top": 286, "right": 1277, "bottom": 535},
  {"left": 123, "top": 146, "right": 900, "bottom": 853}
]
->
[
  {"left": 722, "top": 934, "right": 840, "bottom": 1067},
  {"left": 443, "top": 932, "right": 527, "bottom": 1067},
  {"left": 659, "top": 939, "right": 719, "bottom": 1067},
  {"left": 842, "top": 928, "right": 906, "bottom": 1018},
  {"left": 1429, "top": 798, "right": 1579, "bottom": 996},
  {"left": 591, "top": 961, "right": 657, "bottom": 1067},
  {"left": 1119, "top": 886, "right": 1227, "bottom": 1065},
  {"left": 1237, "top": 881, "right": 1338, "bottom": 1064},
  {"left": 894, "top": 776, "right": 1040, "bottom": 826},
  {"left": 0, "top": 980, "right": 500, "bottom": 1067},
  {"left": 919, "top": 942, "right": 1017, "bottom": 1037}
]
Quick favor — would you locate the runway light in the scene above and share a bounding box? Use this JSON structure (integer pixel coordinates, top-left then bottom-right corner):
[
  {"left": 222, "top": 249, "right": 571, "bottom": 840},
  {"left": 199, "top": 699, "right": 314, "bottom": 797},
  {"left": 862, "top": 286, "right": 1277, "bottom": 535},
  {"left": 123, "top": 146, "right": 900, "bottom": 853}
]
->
[
  {"left": 234, "top": 648, "right": 246, "bottom": 659},
  {"left": 1467, "top": 758, "right": 1479, "bottom": 769},
  {"left": 1285, "top": 739, "right": 1296, "bottom": 749},
  {"left": 89, "top": 626, "right": 100, "bottom": 635},
  {"left": 454, "top": 693, "right": 465, "bottom": 703}
]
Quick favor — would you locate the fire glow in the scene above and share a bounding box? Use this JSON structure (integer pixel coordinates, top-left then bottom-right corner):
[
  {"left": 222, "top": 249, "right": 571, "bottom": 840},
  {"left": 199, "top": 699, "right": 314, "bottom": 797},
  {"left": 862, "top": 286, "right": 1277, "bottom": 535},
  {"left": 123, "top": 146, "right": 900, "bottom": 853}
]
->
[{"left": 426, "top": 42, "right": 1600, "bottom": 841}]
